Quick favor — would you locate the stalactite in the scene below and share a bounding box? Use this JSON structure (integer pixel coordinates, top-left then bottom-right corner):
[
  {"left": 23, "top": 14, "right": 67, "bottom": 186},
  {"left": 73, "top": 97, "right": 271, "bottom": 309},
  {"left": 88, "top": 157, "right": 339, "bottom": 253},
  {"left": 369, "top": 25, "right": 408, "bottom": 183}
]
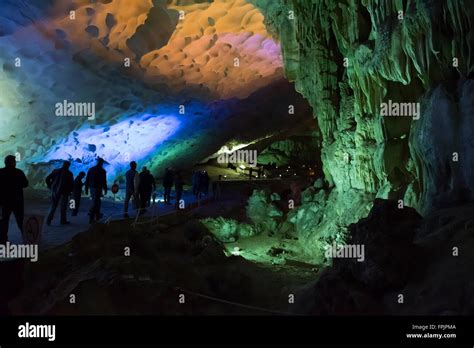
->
[{"left": 258, "top": 0, "right": 473, "bottom": 212}]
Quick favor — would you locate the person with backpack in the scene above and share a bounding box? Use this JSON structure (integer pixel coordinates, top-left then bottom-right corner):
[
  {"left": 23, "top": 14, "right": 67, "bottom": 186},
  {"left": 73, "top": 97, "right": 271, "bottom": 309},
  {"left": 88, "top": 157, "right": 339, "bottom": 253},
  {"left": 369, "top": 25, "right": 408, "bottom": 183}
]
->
[
  {"left": 85, "top": 158, "right": 108, "bottom": 224},
  {"left": 45, "top": 161, "right": 74, "bottom": 225},
  {"left": 138, "top": 167, "right": 155, "bottom": 214},
  {"left": 72, "top": 171, "right": 85, "bottom": 216}
]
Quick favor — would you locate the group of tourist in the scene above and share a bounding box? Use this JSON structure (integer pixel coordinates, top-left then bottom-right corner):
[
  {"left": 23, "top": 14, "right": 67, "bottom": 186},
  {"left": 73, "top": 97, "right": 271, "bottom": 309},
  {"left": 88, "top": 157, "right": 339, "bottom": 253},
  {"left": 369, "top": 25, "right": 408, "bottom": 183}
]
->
[
  {"left": 44, "top": 158, "right": 108, "bottom": 225},
  {"left": 0, "top": 155, "right": 208, "bottom": 243},
  {"left": 123, "top": 161, "right": 157, "bottom": 218}
]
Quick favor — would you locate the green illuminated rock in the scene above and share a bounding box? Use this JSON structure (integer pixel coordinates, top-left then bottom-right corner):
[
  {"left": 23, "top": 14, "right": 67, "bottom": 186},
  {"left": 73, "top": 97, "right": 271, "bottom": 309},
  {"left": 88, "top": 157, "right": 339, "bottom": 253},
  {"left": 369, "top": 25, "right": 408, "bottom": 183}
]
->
[
  {"left": 246, "top": 190, "right": 283, "bottom": 233},
  {"left": 244, "top": 0, "right": 474, "bottom": 261},
  {"left": 254, "top": 0, "right": 474, "bottom": 213},
  {"left": 201, "top": 217, "right": 256, "bottom": 243}
]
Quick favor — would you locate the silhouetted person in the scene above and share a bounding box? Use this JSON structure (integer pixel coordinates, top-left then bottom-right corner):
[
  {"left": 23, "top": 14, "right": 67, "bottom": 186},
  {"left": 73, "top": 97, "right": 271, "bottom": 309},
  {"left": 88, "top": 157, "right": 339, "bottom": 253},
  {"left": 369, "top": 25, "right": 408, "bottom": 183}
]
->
[
  {"left": 163, "top": 168, "right": 174, "bottom": 205},
  {"left": 85, "top": 158, "right": 107, "bottom": 224},
  {"left": 72, "top": 171, "right": 85, "bottom": 216},
  {"left": 199, "top": 170, "right": 209, "bottom": 197},
  {"left": 212, "top": 179, "right": 221, "bottom": 201},
  {"left": 123, "top": 161, "right": 138, "bottom": 218},
  {"left": 174, "top": 170, "right": 184, "bottom": 210},
  {"left": 0, "top": 155, "right": 28, "bottom": 243},
  {"left": 148, "top": 170, "right": 156, "bottom": 207},
  {"left": 134, "top": 164, "right": 140, "bottom": 210},
  {"left": 45, "top": 161, "right": 74, "bottom": 225},
  {"left": 138, "top": 167, "right": 155, "bottom": 213},
  {"left": 192, "top": 170, "right": 200, "bottom": 197}
]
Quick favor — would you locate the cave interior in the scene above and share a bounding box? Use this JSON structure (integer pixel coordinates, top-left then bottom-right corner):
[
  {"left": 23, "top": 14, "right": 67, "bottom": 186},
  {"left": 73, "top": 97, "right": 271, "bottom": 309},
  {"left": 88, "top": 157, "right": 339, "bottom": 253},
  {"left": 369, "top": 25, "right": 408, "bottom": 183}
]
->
[{"left": 0, "top": 0, "right": 473, "bottom": 316}]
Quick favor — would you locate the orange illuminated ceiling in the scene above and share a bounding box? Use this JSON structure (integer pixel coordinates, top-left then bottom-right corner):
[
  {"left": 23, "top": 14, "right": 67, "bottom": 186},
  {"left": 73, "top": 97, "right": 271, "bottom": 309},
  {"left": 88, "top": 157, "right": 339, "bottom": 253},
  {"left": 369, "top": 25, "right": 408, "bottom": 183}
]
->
[{"left": 48, "top": 0, "right": 283, "bottom": 99}]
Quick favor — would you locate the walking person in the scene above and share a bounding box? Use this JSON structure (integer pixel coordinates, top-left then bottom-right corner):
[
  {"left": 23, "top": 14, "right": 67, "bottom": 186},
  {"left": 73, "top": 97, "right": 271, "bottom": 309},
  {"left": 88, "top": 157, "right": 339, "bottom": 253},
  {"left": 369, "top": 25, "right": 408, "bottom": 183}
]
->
[
  {"left": 147, "top": 169, "right": 156, "bottom": 207},
  {"left": 45, "top": 161, "right": 74, "bottom": 225},
  {"left": 138, "top": 167, "right": 154, "bottom": 214},
  {"left": 0, "top": 155, "right": 28, "bottom": 243},
  {"left": 174, "top": 170, "right": 184, "bottom": 210},
  {"left": 85, "top": 158, "right": 107, "bottom": 224},
  {"left": 72, "top": 171, "right": 85, "bottom": 216},
  {"left": 123, "top": 161, "right": 138, "bottom": 218},
  {"left": 162, "top": 168, "right": 174, "bottom": 205},
  {"left": 199, "top": 170, "right": 209, "bottom": 197},
  {"left": 212, "top": 179, "right": 221, "bottom": 201},
  {"left": 192, "top": 170, "right": 200, "bottom": 198}
]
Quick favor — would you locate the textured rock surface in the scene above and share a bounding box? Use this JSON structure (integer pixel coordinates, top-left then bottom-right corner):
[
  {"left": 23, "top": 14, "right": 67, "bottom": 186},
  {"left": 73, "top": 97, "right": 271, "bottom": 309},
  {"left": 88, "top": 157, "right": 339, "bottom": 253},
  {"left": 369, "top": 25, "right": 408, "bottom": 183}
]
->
[
  {"left": 291, "top": 199, "right": 422, "bottom": 314},
  {"left": 410, "top": 79, "right": 474, "bottom": 213},
  {"left": 258, "top": 133, "right": 321, "bottom": 166},
  {"left": 246, "top": 189, "right": 283, "bottom": 234},
  {"left": 291, "top": 199, "right": 474, "bottom": 315},
  {"left": 201, "top": 217, "right": 256, "bottom": 242},
  {"left": 287, "top": 187, "right": 373, "bottom": 263},
  {"left": 0, "top": 0, "right": 313, "bottom": 186},
  {"left": 142, "top": 0, "right": 284, "bottom": 99},
  {"left": 7, "top": 215, "right": 311, "bottom": 315},
  {"left": 47, "top": 0, "right": 283, "bottom": 99},
  {"left": 255, "top": 0, "right": 474, "bottom": 213}
]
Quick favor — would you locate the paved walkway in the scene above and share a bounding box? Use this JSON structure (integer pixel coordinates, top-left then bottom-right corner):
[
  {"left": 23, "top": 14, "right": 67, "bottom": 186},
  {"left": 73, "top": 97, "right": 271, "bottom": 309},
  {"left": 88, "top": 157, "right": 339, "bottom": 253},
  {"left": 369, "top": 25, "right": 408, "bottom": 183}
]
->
[
  {"left": 5, "top": 177, "right": 306, "bottom": 251},
  {"left": 6, "top": 189, "right": 204, "bottom": 250}
]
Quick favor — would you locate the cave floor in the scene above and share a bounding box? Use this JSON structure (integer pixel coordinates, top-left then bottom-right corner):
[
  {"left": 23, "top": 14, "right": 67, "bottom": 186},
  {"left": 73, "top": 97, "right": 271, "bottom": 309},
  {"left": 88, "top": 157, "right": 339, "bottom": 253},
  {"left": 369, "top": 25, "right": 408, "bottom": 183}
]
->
[
  {"left": 3, "top": 180, "right": 325, "bottom": 315},
  {"left": 3, "top": 181, "right": 319, "bottom": 315},
  {"left": 7, "top": 188, "right": 204, "bottom": 250},
  {"left": 9, "top": 172, "right": 312, "bottom": 262},
  {"left": 5, "top": 202, "right": 319, "bottom": 315}
]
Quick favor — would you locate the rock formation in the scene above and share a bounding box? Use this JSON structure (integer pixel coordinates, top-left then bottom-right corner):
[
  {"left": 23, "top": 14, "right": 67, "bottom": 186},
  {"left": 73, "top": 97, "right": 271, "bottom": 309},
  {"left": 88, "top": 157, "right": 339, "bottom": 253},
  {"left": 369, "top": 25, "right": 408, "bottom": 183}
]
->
[
  {"left": 0, "top": 0, "right": 315, "bottom": 186},
  {"left": 254, "top": 0, "right": 473, "bottom": 214}
]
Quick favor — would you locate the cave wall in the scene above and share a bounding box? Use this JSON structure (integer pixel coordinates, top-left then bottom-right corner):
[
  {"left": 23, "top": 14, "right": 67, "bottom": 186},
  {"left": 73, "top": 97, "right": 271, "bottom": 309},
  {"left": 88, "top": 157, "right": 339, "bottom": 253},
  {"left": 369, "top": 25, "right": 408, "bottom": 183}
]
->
[
  {"left": 255, "top": 0, "right": 474, "bottom": 213},
  {"left": 410, "top": 79, "right": 474, "bottom": 213},
  {"left": 0, "top": 0, "right": 315, "bottom": 187}
]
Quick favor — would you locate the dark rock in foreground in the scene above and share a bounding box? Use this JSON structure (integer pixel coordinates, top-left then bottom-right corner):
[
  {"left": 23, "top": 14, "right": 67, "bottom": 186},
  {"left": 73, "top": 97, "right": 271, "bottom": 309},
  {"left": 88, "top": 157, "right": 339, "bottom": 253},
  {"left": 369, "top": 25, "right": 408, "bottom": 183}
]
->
[{"left": 293, "top": 199, "right": 474, "bottom": 315}]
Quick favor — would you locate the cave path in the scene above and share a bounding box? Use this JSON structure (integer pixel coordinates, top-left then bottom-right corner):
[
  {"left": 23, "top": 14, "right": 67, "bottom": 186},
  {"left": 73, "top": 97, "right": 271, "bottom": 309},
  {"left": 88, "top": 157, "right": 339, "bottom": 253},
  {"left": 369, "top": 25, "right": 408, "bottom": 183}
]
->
[{"left": 7, "top": 189, "right": 204, "bottom": 250}]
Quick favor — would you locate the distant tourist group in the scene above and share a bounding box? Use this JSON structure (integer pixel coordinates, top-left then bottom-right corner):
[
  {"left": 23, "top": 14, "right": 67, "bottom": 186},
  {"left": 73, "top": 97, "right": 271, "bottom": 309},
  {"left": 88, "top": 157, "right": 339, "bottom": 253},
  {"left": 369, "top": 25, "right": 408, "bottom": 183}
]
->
[
  {"left": 44, "top": 158, "right": 107, "bottom": 225},
  {"left": 0, "top": 155, "right": 211, "bottom": 243}
]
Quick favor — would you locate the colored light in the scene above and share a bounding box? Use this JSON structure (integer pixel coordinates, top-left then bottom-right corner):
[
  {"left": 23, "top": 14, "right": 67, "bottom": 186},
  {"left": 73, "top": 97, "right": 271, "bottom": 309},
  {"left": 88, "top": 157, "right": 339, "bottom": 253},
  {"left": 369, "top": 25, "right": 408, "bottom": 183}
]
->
[
  {"left": 231, "top": 247, "right": 241, "bottom": 256},
  {"left": 33, "top": 114, "right": 181, "bottom": 178}
]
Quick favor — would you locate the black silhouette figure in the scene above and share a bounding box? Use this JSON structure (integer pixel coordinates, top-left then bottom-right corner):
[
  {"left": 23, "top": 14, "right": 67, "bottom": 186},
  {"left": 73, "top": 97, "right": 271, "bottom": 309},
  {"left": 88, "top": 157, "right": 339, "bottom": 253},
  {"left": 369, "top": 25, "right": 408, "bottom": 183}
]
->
[
  {"left": 199, "top": 170, "right": 209, "bottom": 197},
  {"left": 146, "top": 169, "right": 156, "bottom": 207},
  {"left": 138, "top": 167, "right": 155, "bottom": 213},
  {"left": 72, "top": 171, "right": 86, "bottom": 216},
  {"left": 85, "top": 158, "right": 107, "bottom": 224},
  {"left": 163, "top": 168, "right": 174, "bottom": 205},
  {"left": 123, "top": 161, "right": 138, "bottom": 217},
  {"left": 0, "top": 155, "right": 28, "bottom": 243},
  {"left": 174, "top": 170, "right": 184, "bottom": 210},
  {"left": 45, "top": 161, "right": 74, "bottom": 225},
  {"left": 192, "top": 170, "right": 200, "bottom": 198}
]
